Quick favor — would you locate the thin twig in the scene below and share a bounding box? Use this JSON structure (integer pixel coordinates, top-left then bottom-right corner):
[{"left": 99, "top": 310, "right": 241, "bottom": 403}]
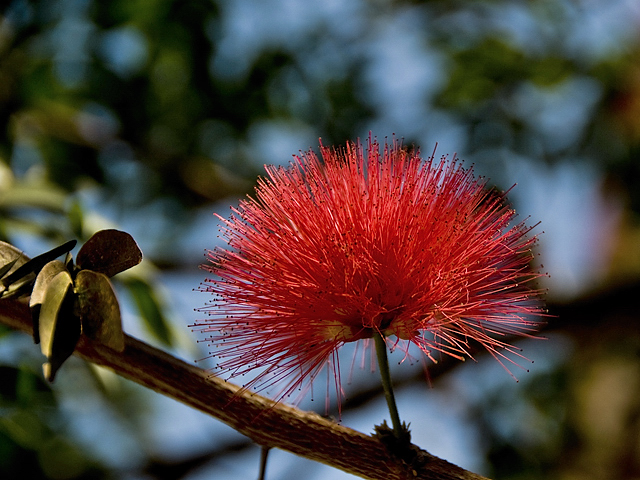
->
[{"left": 258, "top": 445, "right": 271, "bottom": 480}]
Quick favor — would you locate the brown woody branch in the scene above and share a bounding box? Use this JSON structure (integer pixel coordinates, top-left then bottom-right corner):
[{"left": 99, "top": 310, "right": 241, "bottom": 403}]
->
[{"left": 0, "top": 298, "right": 489, "bottom": 480}]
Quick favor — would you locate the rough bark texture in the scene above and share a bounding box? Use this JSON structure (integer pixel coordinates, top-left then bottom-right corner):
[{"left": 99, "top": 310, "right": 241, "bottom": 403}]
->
[{"left": 0, "top": 298, "right": 490, "bottom": 480}]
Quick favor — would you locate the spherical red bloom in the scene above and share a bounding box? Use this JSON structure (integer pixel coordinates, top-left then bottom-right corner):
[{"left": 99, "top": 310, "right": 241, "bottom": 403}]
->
[{"left": 194, "top": 136, "right": 545, "bottom": 406}]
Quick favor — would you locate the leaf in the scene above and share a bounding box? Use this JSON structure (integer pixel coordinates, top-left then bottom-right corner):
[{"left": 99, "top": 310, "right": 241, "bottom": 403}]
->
[
  {"left": 0, "top": 255, "right": 20, "bottom": 279},
  {"left": 38, "top": 270, "right": 80, "bottom": 382},
  {"left": 0, "top": 240, "right": 77, "bottom": 297},
  {"left": 76, "top": 230, "right": 143, "bottom": 278},
  {"left": 75, "top": 270, "right": 125, "bottom": 352},
  {"left": 64, "top": 251, "right": 75, "bottom": 272},
  {"left": 0, "top": 241, "right": 30, "bottom": 297},
  {"left": 29, "top": 260, "right": 68, "bottom": 344},
  {"left": 123, "top": 278, "right": 172, "bottom": 347},
  {"left": 0, "top": 241, "right": 27, "bottom": 269},
  {"left": 30, "top": 260, "right": 68, "bottom": 308}
]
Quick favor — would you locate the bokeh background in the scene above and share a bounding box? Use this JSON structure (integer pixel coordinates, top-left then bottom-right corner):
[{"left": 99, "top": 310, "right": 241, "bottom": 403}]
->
[{"left": 1, "top": 0, "right": 640, "bottom": 479}]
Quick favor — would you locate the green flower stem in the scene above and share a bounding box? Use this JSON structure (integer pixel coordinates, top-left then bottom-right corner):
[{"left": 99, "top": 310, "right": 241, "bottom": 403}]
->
[{"left": 374, "top": 331, "right": 403, "bottom": 440}]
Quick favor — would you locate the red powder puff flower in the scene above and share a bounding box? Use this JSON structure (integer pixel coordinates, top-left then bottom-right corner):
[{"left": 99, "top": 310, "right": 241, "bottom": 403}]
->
[{"left": 194, "top": 136, "right": 545, "bottom": 409}]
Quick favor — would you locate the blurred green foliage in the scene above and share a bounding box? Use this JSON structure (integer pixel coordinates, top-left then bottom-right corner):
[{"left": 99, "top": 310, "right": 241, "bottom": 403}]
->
[
  {"left": 1, "top": 0, "right": 640, "bottom": 479},
  {"left": 0, "top": 365, "right": 109, "bottom": 479},
  {"left": 439, "top": 38, "right": 573, "bottom": 108}
]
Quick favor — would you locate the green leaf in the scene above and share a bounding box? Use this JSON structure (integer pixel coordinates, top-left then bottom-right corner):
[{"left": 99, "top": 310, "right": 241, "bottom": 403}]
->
[
  {"left": 76, "top": 230, "right": 143, "bottom": 278},
  {"left": 29, "top": 260, "right": 68, "bottom": 344},
  {"left": 75, "top": 270, "right": 125, "bottom": 352},
  {"left": 38, "top": 270, "right": 80, "bottom": 382},
  {"left": 123, "top": 278, "right": 172, "bottom": 347}
]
